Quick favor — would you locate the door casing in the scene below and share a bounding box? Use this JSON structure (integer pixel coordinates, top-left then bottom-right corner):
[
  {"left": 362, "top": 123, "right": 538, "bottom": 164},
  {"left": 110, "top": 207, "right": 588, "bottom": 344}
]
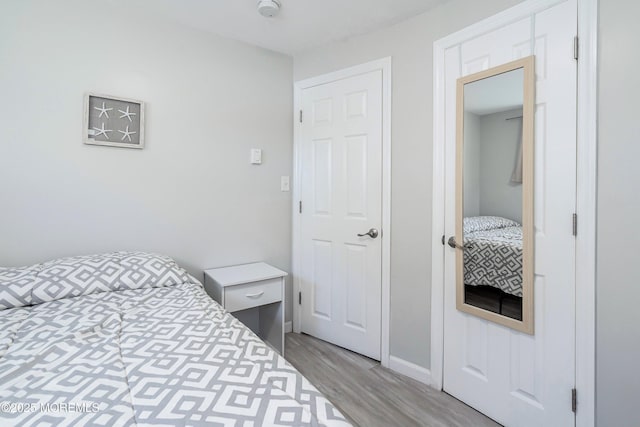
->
[
  {"left": 430, "top": 1, "right": 598, "bottom": 426},
  {"left": 292, "top": 57, "right": 392, "bottom": 368}
]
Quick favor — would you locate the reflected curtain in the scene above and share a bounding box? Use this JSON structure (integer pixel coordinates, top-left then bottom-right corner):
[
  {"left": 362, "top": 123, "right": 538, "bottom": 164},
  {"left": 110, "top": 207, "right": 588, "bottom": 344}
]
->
[{"left": 510, "top": 118, "right": 523, "bottom": 184}]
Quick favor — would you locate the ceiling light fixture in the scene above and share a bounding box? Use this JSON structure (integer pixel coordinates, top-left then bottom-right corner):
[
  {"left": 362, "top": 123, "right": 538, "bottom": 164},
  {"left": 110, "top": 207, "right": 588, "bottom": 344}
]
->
[{"left": 257, "top": 0, "right": 281, "bottom": 18}]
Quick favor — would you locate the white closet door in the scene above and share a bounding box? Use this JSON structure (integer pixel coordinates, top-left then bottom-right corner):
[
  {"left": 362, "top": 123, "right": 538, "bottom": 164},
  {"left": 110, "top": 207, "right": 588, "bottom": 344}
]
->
[
  {"left": 443, "top": 1, "right": 577, "bottom": 425},
  {"left": 299, "top": 70, "right": 383, "bottom": 360}
]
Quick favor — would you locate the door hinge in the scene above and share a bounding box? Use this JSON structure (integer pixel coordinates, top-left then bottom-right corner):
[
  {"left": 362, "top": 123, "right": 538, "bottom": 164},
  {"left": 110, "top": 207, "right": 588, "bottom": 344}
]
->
[
  {"left": 298, "top": 291, "right": 302, "bottom": 305},
  {"left": 572, "top": 388, "right": 577, "bottom": 413},
  {"left": 573, "top": 213, "right": 578, "bottom": 236},
  {"left": 442, "top": 235, "right": 445, "bottom": 245},
  {"left": 299, "top": 110, "right": 303, "bottom": 123},
  {"left": 573, "top": 36, "right": 579, "bottom": 60},
  {"left": 299, "top": 201, "right": 302, "bottom": 214}
]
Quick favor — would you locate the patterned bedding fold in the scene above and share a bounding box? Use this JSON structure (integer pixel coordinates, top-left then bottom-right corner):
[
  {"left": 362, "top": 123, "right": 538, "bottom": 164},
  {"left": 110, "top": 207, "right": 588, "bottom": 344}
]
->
[{"left": 0, "top": 253, "right": 350, "bottom": 426}]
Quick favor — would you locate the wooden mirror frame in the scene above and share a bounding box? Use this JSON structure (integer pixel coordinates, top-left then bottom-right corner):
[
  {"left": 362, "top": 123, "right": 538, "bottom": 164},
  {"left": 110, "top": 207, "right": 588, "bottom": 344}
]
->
[{"left": 455, "top": 56, "right": 535, "bottom": 334}]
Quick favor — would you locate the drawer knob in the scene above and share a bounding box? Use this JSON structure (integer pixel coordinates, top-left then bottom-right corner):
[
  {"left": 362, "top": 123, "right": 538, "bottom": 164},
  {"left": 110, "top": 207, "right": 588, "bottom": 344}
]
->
[{"left": 245, "top": 291, "right": 265, "bottom": 298}]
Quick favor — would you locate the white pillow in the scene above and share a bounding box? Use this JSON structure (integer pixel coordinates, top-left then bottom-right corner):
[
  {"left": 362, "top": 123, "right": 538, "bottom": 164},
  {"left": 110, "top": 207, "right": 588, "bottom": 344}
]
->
[{"left": 463, "top": 216, "right": 520, "bottom": 234}]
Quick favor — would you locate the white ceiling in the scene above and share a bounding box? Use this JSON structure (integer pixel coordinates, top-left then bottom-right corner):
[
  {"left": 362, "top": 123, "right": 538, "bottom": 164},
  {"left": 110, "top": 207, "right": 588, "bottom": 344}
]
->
[
  {"left": 464, "top": 69, "right": 524, "bottom": 116},
  {"left": 132, "top": 0, "right": 450, "bottom": 56}
]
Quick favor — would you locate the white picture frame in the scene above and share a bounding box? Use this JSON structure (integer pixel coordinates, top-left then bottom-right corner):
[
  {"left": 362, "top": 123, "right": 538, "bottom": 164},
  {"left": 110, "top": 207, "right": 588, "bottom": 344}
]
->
[{"left": 83, "top": 92, "right": 145, "bottom": 149}]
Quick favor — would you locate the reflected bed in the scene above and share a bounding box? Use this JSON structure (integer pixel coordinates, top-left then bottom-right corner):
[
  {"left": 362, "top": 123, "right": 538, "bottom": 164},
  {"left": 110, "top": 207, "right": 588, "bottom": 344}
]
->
[{"left": 463, "top": 216, "right": 523, "bottom": 297}]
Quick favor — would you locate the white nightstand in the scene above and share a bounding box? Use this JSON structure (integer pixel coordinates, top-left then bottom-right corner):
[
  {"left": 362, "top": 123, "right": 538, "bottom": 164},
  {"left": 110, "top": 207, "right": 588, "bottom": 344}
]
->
[{"left": 203, "top": 262, "right": 287, "bottom": 356}]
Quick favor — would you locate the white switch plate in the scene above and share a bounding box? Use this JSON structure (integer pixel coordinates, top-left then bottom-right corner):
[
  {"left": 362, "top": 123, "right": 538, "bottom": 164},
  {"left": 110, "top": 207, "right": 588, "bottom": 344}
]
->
[
  {"left": 250, "top": 148, "right": 262, "bottom": 164},
  {"left": 281, "top": 176, "right": 290, "bottom": 192}
]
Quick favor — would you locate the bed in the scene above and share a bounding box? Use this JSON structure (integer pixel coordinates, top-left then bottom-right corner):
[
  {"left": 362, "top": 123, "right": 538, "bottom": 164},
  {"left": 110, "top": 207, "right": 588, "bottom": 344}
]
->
[
  {"left": 0, "top": 252, "right": 351, "bottom": 426},
  {"left": 463, "top": 216, "right": 523, "bottom": 297}
]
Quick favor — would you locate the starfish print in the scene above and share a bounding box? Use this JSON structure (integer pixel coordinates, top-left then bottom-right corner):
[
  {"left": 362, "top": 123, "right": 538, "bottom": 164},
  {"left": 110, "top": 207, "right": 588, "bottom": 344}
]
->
[
  {"left": 118, "top": 106, "right": 137, "bottom": 122},
  {"left": 118, "top": 125, "right": 137, "bottom": 142},
  {"left": 94, "top": 102, "right": 113, "bottom": 119},
  {"left": 92, "top": 123, "right": 113, "bottom": 139}
]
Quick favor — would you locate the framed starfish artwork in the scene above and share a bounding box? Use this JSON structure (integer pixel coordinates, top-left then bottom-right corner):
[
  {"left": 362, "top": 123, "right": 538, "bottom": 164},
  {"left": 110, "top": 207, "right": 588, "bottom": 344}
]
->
[{"left": 83, "top": 93, "right": 145, "bottom": 149}]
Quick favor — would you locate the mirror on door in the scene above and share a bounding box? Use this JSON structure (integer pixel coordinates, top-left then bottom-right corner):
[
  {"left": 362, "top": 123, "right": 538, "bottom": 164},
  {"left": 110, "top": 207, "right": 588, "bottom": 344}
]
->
[{"left": 454, "top": 56, "right": 535, "bottom": 334}]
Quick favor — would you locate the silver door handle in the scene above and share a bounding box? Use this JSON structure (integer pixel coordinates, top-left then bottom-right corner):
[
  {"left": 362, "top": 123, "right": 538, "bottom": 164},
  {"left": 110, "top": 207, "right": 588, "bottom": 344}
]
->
[
  {"left": 447, "top": 236, "right": 465, "bottom": 250},
  {"left": 358, "top": 228, "right": 379, "bottom": 239}
]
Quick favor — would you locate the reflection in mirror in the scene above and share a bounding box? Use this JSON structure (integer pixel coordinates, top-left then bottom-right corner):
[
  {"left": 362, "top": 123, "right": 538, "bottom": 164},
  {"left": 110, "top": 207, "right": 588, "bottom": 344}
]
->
[{"left": 456, "top": 57, "right": 534, "bottom": 334}]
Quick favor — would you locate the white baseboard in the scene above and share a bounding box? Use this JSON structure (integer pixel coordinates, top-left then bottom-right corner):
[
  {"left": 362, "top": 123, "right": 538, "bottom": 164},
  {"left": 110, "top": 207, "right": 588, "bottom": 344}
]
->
[
  {"left": 388, "top": 355, "right": 432, "bottom": 385},
  {"left": 284, "top": 321, "right": 292, "bottom": 334}
]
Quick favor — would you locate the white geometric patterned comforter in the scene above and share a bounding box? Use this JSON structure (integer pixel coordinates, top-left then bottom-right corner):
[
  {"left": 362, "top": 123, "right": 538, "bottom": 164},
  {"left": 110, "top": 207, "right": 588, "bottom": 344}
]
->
[
  {"left": 0, "top": 252, "right": 350, "bottom": 426},
  {"left": 463, "top": 226, "right": 523, "bottom": 297}
]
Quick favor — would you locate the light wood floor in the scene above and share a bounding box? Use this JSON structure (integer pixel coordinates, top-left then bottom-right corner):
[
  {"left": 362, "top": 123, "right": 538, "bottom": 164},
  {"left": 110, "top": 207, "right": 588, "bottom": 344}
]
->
[{"left": 285, "top": 333, "right": 500, "bottom": 427}]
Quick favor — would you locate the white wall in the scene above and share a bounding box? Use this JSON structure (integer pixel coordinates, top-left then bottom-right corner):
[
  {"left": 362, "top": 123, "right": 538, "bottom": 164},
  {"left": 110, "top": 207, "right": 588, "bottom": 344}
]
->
[
  {"left": 463, "top": 112, "right": 481, "bottom": 217},
  {"left": 294, "top": 0, "right": 524, "bottom": 368},
  {"left": 463, "top": 108, "right": 523, "bottom": 223},
  {"left": 478, "top": 108, "right": 523, "bottom": 223},
  {"left": 0, "top": 1, "right": 294, "bottom": 320},
  {"left": 596, "top": 0, "right": 640, "bottom": 424}
]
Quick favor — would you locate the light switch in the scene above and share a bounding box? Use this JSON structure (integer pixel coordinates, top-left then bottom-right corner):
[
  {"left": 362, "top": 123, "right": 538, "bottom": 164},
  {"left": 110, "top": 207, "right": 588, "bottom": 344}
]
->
[
  {"left": 250, "top": 149, "right": 262, "bottom": 165},
  {"left": 281, "top": 176, "right": 290, "bottom": 192}
]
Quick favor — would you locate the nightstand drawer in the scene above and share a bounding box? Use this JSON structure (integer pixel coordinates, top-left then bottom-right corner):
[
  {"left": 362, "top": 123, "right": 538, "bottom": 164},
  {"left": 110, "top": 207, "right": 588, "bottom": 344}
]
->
[{"left": 224, "top": 278, "right": 282, "bottom": 312}]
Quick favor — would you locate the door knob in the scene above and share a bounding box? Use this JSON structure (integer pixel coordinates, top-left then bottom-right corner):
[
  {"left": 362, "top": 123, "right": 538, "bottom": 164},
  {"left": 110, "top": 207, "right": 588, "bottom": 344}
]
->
[
  {"left": 358, "top": 228, "right": 379, "bottom": 239},
  {"left": 447, "top": 236, "right": 465, "bottom": 250}
]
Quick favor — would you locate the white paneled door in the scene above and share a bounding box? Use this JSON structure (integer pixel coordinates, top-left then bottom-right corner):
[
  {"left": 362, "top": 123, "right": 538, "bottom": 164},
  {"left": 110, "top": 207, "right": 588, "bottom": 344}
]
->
[
  {"left": 442, "top": 1, "right": 577, "bottom": 426},
  {"left": 299, "top": 70, "right": 383, "bottom": 360}
]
